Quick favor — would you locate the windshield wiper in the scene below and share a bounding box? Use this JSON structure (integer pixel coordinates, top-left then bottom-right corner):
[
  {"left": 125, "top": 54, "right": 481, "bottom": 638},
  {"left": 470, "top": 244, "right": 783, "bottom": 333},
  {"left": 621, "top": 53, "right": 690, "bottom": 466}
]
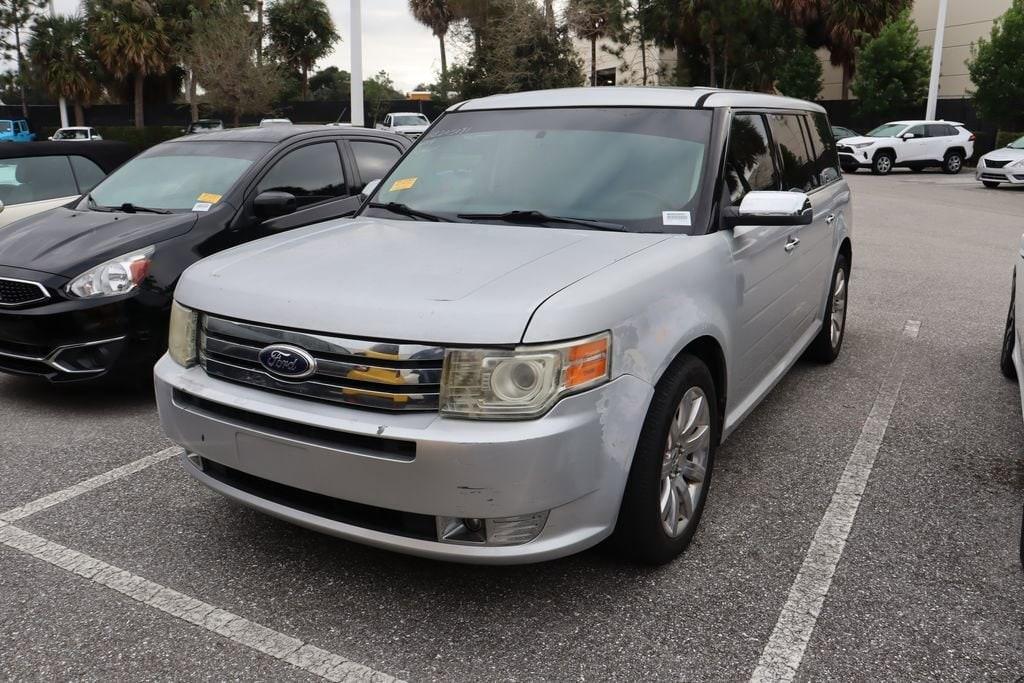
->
[
  {"left": 118, "top": 202, "right": 172, "bottom": 215},
  {"left": 85, "top": 193, "right": 116, "bottom": 212},
  {"left": 457, "top": 210, "right": 628, "bottom": 232},
  {"left": 367, "top": 201, "right": 444, "bottom": 222}
]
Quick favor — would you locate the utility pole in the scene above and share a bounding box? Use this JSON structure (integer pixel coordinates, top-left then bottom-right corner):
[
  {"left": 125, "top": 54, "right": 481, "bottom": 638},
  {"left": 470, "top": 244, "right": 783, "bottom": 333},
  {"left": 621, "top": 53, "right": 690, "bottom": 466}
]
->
[
  {"left": 925, "top": 0, "right": 948, "bottom": 120},
  {"left": 48, "top": 0, "right": 69, "bottom": 127},
  {"left": 350, "top": 0, "right": 364, "bottom": 127}
]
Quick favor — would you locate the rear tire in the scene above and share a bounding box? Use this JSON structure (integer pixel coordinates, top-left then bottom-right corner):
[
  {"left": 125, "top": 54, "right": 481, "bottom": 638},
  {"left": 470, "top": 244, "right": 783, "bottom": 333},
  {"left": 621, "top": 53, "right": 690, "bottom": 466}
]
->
[
  {"left": 943, "top": 150, "right": 964, "bottom": 174},
  {"left": 613, "top": 354, "right": 718, "bottom": 565},
  {"left": 1001, "top": 272, "right": 1017, "bottom": 381},
  {"left": 872, "top": 152, "right": 894, "bottom": 175},
  {"left": 983, "top": 181, "right": 1001, "bottom": 189},
  {"left": 807, "top": 254, "right": 850, "bottom": 363}
]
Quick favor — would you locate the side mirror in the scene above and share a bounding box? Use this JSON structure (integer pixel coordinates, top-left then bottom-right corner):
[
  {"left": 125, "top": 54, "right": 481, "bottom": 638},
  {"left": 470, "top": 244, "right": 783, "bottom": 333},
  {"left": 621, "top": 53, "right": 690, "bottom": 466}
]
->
[
  {"left": 724, "top": 191, "right": 812, "bottom": 228},
  {"left": 901, "top": 133, "right": 916, "bottom": 140},
  {"left": 254, "top": 191, "right": 296, "bottom": 219},
  {"left": 360, "top": 178, "right": 381, "bottom": 199},
  {"left": 0, "top": 199, "right": 6, "bottom": 214}
]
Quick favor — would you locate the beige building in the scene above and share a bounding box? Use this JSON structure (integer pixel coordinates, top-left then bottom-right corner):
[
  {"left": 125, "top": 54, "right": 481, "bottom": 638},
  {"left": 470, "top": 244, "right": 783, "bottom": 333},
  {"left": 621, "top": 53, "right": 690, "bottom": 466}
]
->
[
  {"left": 573, "top": 36, "right": 677, "bottom": 87},
  {"left": 818, "top": 0, "right": 1012, "bottom": 100}
]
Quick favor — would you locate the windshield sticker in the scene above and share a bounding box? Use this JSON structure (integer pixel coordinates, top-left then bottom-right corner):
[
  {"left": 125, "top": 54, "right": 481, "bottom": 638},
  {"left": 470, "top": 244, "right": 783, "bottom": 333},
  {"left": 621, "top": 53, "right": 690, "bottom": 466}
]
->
[
  {"left": 389, "top": 177, "right": 418, "bottom": 192},
  {"left": 192, "top": 202, "right": 213, "bottom": 212},
  {"left": 662, "top": 211, "right": 692, "bottom": 227},
  {"left": 196, "top": 192, "right": 222, "bottom": 204}
]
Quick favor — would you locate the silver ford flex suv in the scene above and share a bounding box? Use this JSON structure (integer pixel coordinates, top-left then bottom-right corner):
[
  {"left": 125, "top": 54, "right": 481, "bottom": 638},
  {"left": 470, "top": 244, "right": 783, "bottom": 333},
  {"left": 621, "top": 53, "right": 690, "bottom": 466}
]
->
[{"left": 155, "top": 87, "right": 853, "bottom": 565}]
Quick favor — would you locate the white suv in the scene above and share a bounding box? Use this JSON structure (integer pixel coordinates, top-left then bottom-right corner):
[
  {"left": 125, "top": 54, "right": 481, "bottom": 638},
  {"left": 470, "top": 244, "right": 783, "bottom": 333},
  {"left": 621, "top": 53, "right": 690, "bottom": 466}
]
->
[{"left": 837, "top": 120, "right": 975, "bottom": 175}]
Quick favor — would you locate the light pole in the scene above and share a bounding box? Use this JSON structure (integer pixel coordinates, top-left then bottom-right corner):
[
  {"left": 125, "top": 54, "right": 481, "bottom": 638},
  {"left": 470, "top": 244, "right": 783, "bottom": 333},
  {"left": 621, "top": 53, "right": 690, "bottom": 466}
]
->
[
  {"left": 350, "top": 0, "right": 364, "bottom": 127},
  {"left": 48, "top": 0, "right": 69, "bottom": 127},
  {"left": 925, "top": 0, "right": 948, "bottom": 120}
]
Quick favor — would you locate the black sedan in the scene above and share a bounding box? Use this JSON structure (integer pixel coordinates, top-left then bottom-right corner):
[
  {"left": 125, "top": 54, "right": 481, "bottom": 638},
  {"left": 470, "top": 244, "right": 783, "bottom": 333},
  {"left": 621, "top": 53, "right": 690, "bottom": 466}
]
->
[{"left": 0, "top": 125, "right": 411, "bottom": 382}]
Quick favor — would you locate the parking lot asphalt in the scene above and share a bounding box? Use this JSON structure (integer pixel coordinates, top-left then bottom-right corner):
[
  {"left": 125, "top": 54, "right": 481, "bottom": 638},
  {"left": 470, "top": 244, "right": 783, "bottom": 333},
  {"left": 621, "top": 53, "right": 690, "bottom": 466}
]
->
[{"left": 1, "top": 170, "right": 1022, "bottom": 681}]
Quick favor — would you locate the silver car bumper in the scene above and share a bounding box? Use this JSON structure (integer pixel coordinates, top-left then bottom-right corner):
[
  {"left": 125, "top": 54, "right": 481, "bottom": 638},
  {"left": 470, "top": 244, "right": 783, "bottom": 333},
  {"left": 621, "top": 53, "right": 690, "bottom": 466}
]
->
[
  {"left": 977, "top": 165, "right": 1024, "bottom": 184},
  {"left": 154, "top": 355, "right": 653, "bottom": 564}
]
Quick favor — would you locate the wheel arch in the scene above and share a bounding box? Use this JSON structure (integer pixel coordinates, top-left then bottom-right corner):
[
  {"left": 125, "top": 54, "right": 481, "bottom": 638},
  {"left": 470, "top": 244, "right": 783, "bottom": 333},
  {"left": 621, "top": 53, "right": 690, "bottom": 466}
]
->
[
  {"left": 873, "top": 147, "right": 896, "bottom": 160},
  {"left": 655, "top": 335, "right": 728, "bottom": 435}
]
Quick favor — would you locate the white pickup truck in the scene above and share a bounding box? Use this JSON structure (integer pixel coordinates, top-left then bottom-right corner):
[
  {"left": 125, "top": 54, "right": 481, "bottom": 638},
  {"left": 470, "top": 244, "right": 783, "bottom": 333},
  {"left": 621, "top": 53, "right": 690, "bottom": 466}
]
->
[{"left": 375, "top": 112, "right": 430, "bottom": 138}]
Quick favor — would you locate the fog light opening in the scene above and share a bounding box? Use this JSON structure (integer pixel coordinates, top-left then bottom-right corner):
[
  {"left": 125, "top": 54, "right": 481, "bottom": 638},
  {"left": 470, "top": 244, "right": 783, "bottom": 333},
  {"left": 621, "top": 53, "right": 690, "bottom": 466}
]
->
[{"left": 436, "top": 511, "right": 550, "bottom": 547}]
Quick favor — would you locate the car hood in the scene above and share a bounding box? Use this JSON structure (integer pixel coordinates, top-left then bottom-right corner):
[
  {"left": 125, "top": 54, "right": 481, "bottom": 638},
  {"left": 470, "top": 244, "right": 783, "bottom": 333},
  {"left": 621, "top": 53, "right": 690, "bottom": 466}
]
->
[
  {"left": 0, "top": 207, "right": 198, "bottom": 277},
  {"left": 983, "top": 147, "right": 1024, "bottom": 162},
  {"left": 839, "top": 136, "right": 881, "bottom": 146},
  {"left": 175, "top": 217, "right": 669, "bottom": 344}
]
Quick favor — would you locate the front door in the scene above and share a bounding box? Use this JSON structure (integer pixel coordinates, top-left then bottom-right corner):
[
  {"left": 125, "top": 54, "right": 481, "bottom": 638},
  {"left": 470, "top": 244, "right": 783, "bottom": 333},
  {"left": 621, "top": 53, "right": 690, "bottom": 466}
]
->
[{"left": 900, "top": 124, "right": 930, "bottom": 162}]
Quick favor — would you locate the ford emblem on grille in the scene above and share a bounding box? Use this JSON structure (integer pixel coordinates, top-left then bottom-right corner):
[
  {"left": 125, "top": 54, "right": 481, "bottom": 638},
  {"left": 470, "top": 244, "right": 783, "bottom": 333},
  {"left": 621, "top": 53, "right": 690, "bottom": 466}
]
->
[{"left": 258, "top": 344, "right": 316, "bottom": 379}]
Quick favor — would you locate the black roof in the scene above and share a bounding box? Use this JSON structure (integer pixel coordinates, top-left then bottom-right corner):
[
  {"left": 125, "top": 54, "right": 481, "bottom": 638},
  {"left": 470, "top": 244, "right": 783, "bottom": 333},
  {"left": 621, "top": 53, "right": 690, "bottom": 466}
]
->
[
  {"left": 170, "top": 124, "right": 407, "bottom": 144},
  {"left": 0, "top": 140, "right": 135, "bottom": 173}
]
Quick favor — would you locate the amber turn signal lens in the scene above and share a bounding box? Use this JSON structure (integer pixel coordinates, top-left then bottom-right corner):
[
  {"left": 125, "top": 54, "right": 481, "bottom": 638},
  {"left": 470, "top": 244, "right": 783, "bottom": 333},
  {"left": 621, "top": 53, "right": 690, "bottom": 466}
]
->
[{"left": 565, "top": 337, "right": 608, "bottom": 388}]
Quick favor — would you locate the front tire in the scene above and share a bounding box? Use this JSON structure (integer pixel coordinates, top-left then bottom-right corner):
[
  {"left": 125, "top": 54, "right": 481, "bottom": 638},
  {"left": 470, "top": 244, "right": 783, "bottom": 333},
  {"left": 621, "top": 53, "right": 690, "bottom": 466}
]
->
[
  {"left": 1001, "top": 272, "right": 1017, "bottom": 380},
  {"left": 807, "top": 254, "right": 850, "bottom": 363},
  {"left": 613, "top": 355, "right": 718, "bottom": 565},
  {"left": 943, "top": 151, "right": 964, "bottom": 174},
  {"left": 872, "top": 152, "right": 894, "bottom": 175}
]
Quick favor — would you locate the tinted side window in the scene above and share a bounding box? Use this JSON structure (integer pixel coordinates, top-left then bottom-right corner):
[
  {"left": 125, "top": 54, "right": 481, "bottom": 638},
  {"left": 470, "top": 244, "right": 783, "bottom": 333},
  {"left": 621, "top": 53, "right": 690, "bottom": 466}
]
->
[
  {"left": 0, "top": 156, "right": 78, "bottom": 205},
  {"left": 905, "top": 124, "right": 927, "bottom": 137},
  {"left": 725, "top": 114, "right": 778, "bottom": 206},
  {"left": 257, "top": 142, "right": 347, "bottom": 208},
  {"left": 69, "top": 155, "right": 106, "bottom": 193},
  {"left": 769, "top": 113, "right": 818, "bottom": 192},
  {"left": 807, "top": 113, "right": 841, "bottom": 185},
  {"left": 351, "top": 141, "right": 402, "bottom": 187}
]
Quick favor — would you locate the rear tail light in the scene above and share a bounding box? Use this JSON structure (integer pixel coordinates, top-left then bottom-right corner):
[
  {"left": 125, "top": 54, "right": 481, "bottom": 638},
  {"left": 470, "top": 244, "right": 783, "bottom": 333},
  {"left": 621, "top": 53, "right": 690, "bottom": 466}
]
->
[{"left": 969, "top": 133, "right": 976, "bottom": 141}]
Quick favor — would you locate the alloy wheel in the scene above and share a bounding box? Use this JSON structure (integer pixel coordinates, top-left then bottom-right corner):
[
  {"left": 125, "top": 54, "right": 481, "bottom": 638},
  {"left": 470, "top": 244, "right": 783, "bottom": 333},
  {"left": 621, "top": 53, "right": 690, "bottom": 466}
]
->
[
  {"left": 660, "top": 387, "right": 711, "bottom": 538},
  {"left": 876, "top": 156, "right": 892, "bottom": 174},
  {"left": 948, "top": 155, "right": 962, "bottom": 173},
  {"left": 831, "top": 269, "right": 847, "bottom": 348}
]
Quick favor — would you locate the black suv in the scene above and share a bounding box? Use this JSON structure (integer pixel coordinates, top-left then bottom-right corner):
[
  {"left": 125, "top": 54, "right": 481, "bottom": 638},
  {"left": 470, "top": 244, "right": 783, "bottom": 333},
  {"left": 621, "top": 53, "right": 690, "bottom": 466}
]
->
[{"left": 0, "top": 125, "right": 411, "bottom": 382}]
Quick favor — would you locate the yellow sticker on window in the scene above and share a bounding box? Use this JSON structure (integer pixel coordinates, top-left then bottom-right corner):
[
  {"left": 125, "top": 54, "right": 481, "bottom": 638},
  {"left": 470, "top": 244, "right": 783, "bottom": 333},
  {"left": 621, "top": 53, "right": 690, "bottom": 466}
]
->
[
  {"left": 389, "top": 177, "right": 417, "bottom": 192},
  {"left": 196, "top": 192, "right": 222, "bottom": 203}
]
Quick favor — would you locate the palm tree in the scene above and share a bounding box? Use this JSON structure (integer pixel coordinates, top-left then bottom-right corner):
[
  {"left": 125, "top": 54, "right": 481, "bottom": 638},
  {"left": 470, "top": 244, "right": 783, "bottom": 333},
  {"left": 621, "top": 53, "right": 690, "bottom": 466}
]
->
[
  {"left": 26, "top": 15, "right": 99, "bottom": 125},
  {"left": 567, "top": 0, "right": 624, "bottom": 86},
  {"left": 85, "top": 0, "right": 173, "bottom": 128},
  {"left": 265, "top": 0, "right": 338, "bottom": 100},
  {"left": 0, "top": 0, "right": 45, "bottom": 118},
  {"left": 409, "top": 0, "right": 452, "bottom": 85}
]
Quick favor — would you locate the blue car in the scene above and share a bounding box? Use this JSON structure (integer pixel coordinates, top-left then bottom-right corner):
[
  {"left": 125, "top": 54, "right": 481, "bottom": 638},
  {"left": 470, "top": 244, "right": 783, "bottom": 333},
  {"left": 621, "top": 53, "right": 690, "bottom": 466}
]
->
[{"left": 0, "top": 119, "right": 35, "bottom": 142}]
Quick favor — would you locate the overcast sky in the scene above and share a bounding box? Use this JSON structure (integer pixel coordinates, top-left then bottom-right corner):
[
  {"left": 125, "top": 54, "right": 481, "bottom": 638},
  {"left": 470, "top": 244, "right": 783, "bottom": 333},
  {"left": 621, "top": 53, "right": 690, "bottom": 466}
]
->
[{"left": 46, "top": 0, "right": 451, "bottom": 92}]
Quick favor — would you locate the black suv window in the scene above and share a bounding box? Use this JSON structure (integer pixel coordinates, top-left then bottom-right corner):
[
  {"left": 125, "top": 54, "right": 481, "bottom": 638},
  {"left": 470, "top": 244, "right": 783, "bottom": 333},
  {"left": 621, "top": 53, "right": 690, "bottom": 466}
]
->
[
  {"left": 725, "top": 113, "right": 778, "bottom": 206},
  {"left": 0, "top": 156, "right": 78, "bottom": 205},
  {"left": 806, "top": 113, "right": 841, "bottom": 185},
  {"left": 257, "top": 142, "right": 348, "bottom": 208},
  {"left": 769, "top": 113, "right": 818, "bottom": 192},
  {"left": 351, "top": 140, "right": 402, "bottom": 189}
]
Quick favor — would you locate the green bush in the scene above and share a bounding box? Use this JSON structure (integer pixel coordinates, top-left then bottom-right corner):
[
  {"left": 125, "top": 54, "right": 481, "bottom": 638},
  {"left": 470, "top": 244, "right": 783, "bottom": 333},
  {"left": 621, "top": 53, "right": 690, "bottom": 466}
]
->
[{"left": 996, "top": 131, "right": 1024, "bottom": 148}]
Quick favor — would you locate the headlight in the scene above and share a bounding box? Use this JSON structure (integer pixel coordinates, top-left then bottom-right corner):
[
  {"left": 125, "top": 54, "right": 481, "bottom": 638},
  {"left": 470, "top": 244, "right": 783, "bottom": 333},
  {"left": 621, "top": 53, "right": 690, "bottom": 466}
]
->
[
  {"left": 168, "top": 301, "right": 198, "bottom": 367},
  {"left": 851, "top": 142, "right": 874, "bottom": 149},
  {"left": 440, "top": 333, "right": 610, "bottom": 419},
  {"left": 66, "top": 246, "right": 154, "bottom": 298},
  {"left": 1012, "top": 159, "right": 1024, "bottom": 168}
]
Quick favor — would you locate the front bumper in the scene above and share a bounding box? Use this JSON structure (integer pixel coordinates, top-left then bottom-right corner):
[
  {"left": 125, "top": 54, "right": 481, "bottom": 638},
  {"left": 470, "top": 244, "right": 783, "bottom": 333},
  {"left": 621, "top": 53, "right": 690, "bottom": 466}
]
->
[
  {"left": 0, "top": 268, "right": 169, "bottom": 381},
  {"left": 155, "top": 355, "right": 654, "bottom": 564},
  {"left": 839, "top": 150, "right": 871, "bottom": 168},
  {"left": 976, "top": 165, "right": 1024, "bottom": 184}
]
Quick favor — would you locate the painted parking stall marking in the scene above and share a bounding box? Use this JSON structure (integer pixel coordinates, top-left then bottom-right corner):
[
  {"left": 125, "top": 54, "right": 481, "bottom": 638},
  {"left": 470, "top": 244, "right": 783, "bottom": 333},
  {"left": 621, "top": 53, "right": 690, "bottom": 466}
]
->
[
  {"left": 751, "top": 320, "right": 921, "bottom": 682},
  {"left": 0, "top": 448, "right": 402, "bottom": 683}
]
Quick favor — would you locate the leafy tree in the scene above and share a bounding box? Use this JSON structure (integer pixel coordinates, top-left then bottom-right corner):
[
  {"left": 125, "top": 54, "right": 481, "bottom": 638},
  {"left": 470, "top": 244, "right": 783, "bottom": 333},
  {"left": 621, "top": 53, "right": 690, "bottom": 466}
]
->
[
  {"left": 775, "top": 38, "right": 822, "bottom": 100},
  {"left": 968, "top": 0, "right": 1024, "bottom": 129},
  {"left": 265, "top": 0, "right": 338, "bottom": 100},
  {"left": 26, "top": 14, "right": 100, "bottom": 125},
  {"left": 851, "top": 9, "right": 928, "bottom": 120},
  {"left": 309, "top": 66, "right": 350, "bottom": 101},
  {"left": 566, "top": 0, "right": 624, "bottom": 86},
  {"left": 408, "top": 0, "right": 452, "bottom": 85},
  {"left": 0, "top": 0, "right": 45, "bottom": 117},
  {"left": 190, "top": 3, "right": 283, "bottom": 125},
  {"left": 85, "top": 0, "right": 175, "bottom": 128}
]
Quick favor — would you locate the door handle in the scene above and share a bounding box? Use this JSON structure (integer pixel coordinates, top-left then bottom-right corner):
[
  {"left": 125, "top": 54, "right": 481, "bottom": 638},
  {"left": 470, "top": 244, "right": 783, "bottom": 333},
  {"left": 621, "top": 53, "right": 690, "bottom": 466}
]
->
[
  {"left": 825, "top": 213, "right": 837, "bottom": 225},
  {"left": 785, "top": 237, "right": 801, "bottom": 252}
]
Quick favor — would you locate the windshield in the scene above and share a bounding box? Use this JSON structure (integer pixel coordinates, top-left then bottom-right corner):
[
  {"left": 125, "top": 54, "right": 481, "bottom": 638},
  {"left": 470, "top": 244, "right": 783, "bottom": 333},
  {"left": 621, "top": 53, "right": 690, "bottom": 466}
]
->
[
  {"left": 392, "top": 114, "right": 428, "bottom": 126},
  {"left": 867, "top": 123, "right": 908, "bottom": 138},
  {"left": 365, "top": 107, "right": 712, "bottom": 233},
  {"left": 89, "top": 141, "right": 271, "bottom": 210},
  {"left": 1008, "top": 136, "right": 1024, "bottom": 150}
]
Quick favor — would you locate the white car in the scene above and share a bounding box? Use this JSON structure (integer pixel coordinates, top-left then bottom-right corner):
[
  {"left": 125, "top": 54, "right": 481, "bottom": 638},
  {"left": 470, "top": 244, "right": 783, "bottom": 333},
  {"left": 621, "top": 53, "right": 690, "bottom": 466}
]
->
[
  {"left": 49, "top": 126, "right": 102, "bottom": 141},
  {"left": 375, "top": 112, "right": 430, "bottom": 139},
  {"left": 837, "top": 120, "right": 974, "bottom": 175},
  {"left": 976, "top": 135, "right": 1024, "bottom": 189}
]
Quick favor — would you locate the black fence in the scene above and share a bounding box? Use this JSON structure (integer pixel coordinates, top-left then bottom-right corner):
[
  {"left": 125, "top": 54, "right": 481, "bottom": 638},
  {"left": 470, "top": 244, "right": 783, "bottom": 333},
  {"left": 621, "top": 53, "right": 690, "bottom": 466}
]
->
[{"left": 0, "top": 98, "right": 448, "bottom": 131}]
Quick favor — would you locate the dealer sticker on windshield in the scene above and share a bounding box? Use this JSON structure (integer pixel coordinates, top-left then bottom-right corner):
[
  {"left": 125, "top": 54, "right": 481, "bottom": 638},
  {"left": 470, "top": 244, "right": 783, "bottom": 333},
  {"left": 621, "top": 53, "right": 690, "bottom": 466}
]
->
[
  {"left": 192, "top": 202, "right": 213, "bottom": 212},
  {"left": 662, "top": 211, "right": 691, "bottom": 227},
  {"left": 389, "top": 177, "right": 417, "bottom": 192}
]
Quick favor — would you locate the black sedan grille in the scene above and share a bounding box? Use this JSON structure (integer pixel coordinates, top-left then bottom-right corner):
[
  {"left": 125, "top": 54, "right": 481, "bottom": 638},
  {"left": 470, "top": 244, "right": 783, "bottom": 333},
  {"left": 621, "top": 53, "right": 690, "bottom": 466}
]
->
[
  {"left": 0, "top": 278, "right": 49, "bottom": 307},
  {"left": 985, "top": 159, "right": 1011, "bottom": 169}
]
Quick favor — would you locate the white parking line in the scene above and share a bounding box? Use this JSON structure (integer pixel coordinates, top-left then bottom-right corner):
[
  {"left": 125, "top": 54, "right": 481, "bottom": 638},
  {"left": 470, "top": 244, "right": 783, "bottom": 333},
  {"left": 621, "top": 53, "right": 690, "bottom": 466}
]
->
[
  {"left": 750, "top": 320, "right": 921, "bottom": 682},
  {"left": 0, "top": 446, "right": 181, "bottom": 523}
]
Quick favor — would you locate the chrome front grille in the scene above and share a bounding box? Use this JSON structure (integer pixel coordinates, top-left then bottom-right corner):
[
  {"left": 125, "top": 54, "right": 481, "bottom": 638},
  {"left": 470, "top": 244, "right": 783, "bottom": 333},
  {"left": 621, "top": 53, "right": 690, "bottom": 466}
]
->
[
  {"left": 200, "top": 315, "right": 445, "bottom": 412},
  {"left": 0, "top": 278, "right": 49, "bottom": 307}
]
